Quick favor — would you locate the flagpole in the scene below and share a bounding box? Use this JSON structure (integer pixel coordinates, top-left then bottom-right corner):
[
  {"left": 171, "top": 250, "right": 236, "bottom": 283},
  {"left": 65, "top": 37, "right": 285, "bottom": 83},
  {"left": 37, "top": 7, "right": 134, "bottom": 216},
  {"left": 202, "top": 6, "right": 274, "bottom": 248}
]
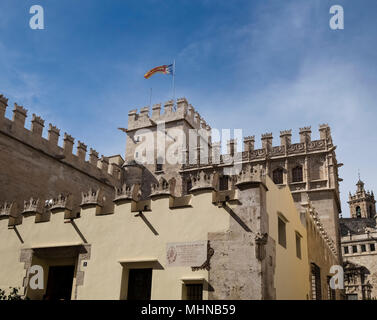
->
[
  {"left": 172, "top": 59, "right": 176, "bottom": 107},
  {"left": 149, "top": 87, "right": 152, "bottom": 107}
]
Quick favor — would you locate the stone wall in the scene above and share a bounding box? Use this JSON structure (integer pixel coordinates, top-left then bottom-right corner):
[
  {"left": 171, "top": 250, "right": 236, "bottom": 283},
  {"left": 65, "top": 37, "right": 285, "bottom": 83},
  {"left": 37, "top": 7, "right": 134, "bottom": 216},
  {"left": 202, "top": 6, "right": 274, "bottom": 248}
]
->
[
  {"left": 208, "top": 182, "right": 275, "bottom": 299},
  {"left": 0, "top": 96, "right": 123, "bottom": 214}
]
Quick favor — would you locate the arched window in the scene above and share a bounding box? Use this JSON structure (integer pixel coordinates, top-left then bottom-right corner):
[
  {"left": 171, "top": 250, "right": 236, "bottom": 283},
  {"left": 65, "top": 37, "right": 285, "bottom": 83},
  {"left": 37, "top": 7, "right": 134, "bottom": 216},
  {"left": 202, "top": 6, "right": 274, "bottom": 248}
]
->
[
  {"left": 273, "top": 168, "right": 284, "bottom": 185},
  {"left": 356, "top": 206, "right": 361, "bottom": 218},
  {"left": 292, "top": 166, "right": 303, "bottom": 183}
]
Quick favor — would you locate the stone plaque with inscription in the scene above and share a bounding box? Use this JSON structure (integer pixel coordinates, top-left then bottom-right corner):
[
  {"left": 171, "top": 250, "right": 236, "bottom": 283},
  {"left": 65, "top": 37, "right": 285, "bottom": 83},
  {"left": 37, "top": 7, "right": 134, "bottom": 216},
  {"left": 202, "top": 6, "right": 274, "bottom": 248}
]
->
[{"left": 166, "top": 241, "right": 207, "bottom": 267}]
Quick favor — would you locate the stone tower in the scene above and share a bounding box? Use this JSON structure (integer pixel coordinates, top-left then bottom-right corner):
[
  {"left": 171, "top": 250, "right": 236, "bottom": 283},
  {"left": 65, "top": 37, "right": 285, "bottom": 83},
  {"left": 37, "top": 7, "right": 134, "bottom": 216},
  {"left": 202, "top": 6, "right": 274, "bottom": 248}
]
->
[
  {"left": 348, "top": 178, "right": 376, "bottom": 219},
  {"left": 123, "top": 98, "right": 211, "bottom": 198}
]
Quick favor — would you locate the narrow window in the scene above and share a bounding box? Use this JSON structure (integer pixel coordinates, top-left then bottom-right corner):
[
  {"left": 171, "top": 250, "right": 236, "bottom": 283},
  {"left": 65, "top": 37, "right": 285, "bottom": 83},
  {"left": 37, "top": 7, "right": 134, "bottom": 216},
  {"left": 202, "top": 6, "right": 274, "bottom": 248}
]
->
[
  {"left": 352, "top": 245, "right": 358, "bottom": 253},
  {"left": 185, "top": 284, "right": 203, "bottom": 300},
  {"left": 356, "top": 206, "right": 361, "bottom": 218},
  {"left": 370, "top": 243, "right": 375, "bottom": 251},
  {"left": 311, "top": 263, "right": 322, "bottom": 300},
  {"left": 278, "top": 217, "right": 287, "bottom": 248},
  {"left": 295, "top": 232, "right": 302, "bottom": 259},
  {"left": 292, "top": 166, "right": 303, "bottom": 183},
  {"left": 273, "top": 168, "right": 284, "bottom": 185},
  {"left": 343, "top": 246, "right": 349, "bottom": 254},
  {"left": 361, "top": 244, "right": 366, "bottom": 252}
]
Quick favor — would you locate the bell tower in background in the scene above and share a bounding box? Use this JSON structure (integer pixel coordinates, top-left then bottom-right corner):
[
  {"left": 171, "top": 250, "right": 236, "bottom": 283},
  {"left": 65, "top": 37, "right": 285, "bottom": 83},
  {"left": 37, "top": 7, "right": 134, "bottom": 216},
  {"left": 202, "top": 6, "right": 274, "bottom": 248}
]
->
[{"left": 348, "top": 177, "right": 376, "bottom": 219}]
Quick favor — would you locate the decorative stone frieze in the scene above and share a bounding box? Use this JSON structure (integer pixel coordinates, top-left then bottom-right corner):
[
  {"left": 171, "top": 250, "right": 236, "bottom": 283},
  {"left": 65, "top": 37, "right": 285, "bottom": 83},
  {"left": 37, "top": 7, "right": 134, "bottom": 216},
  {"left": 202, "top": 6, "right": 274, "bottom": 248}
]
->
[
  {"left": 81, "top": 188, "right": 104, "bottom": 207},
  {"left": 114, "top": 184, "right": 140, "bottom": 202}
]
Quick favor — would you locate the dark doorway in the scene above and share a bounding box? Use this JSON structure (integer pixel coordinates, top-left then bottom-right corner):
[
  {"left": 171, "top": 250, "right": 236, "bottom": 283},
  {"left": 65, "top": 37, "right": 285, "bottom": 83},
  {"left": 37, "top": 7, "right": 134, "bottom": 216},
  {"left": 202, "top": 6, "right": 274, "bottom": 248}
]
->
[
  {"left": 44, "top": 265, "right": 75, "bottom": 300},
  {"left": 127, "top": 268, "right": 152, "bottom": 300}
]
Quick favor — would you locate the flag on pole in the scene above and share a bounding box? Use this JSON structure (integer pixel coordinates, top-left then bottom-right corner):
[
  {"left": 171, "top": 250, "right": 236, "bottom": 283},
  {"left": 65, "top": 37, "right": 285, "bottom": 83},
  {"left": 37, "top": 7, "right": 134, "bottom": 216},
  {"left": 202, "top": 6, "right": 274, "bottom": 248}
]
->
[{"left": 144, "top": 64, "right": 174, "bottom": 79}]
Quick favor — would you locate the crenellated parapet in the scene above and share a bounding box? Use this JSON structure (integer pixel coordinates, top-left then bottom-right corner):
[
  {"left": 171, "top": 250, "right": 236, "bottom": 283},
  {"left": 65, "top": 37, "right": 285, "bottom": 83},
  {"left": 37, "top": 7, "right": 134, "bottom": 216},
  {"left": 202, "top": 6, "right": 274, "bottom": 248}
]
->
[
  {"left": 114, "top": 184, "right": 141, "bottom": 202},
  {"left": 150, "top": 177, "right": 175, "bottom": 197},
  {"left": 261, "top": 133, "right": 273, "bottom": 151},
  {"left": 236, "top": 164, "right": 265, "bottom": 187},
  {"left": 279, "top": 130, "right": 292, "bottom": 146},
  {"left": 63, "top": 133, "right": 75, "bottom": 155},
  {"left": 299, "top": 126, "right": 311, "bottom": 144},
  {"left": 0, "top": 202, "right": 21, "bottom": 225},
  {"left": 183, "top": 125, "right": 333, "bottom": 171},
  {"left": 127, "top": 98, "right": 211, "bottom": 132},
  {"left": 0, "top": 93, "right": 122, "bottom": 186},
  {"left": 189, "top": 170, "right": 218, "bottom": 192},
  {"left": 0, "top": 201, "right": 18, "bottom": 218},
  {"left": 23, "top": 198, "right": 43, "bottom": 215},
  {"left": 81, "top": 188, "right": 104, "bottom": 207},
  {"left": 12, "top": 103, "right": 28, "bottom": 127},
  {"left": 31, "top": 114, "right": 45, "bottom": 136},
  {"left": 50, "top": 193, "right": 73, "bottom": 211},
  {"left": 243, "top": 136, "right": 255, "bottom": 152},
  {"left": 304, "top": 201, "right": 338, "bottom": 257}
]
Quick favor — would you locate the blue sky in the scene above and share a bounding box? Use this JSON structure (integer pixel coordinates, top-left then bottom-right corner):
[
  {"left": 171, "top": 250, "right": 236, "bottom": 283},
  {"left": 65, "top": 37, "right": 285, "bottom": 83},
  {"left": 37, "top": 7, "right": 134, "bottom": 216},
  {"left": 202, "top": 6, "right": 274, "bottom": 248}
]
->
[{"left": 1, "top": 0, "right": 376, "bottom": 216}]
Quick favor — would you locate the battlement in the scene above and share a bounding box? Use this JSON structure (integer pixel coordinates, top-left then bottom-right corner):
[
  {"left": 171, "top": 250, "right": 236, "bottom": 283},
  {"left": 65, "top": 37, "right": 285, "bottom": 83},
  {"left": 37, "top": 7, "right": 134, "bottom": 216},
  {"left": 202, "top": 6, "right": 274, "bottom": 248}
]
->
[
  {"left": 183, "top": 125, "right": 334, "bottom": 170},
  {"left": 228, "top": 125, "right": 331, "bottom": 158},
  {"left": 127, "top": 98, "right": 211, "bottom": 132},
  {"left": 236, "top": 164, "right": 265, "bottom": 186},
  {"left": 0, "top": 93, "right": 123, "bottom": 185},
  {"left": 238, "top": 125, "right": 332, "bottom": 157},
  {"left": 304, "top": 202, "right": 338, "bottom": 257},
  {"left": 0, "top": 165, "right": 268, "bottom": 226}
]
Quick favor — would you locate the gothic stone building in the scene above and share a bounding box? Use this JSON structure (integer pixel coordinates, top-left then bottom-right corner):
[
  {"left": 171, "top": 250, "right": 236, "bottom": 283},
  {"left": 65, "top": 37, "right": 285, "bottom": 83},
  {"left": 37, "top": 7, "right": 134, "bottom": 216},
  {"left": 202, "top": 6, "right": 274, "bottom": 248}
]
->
[
  {"left": 0, "top": 94, "right": 341, "bottom": 300},
  {"left": 340, "top": 179, "right": 377, "bottom": 300}
]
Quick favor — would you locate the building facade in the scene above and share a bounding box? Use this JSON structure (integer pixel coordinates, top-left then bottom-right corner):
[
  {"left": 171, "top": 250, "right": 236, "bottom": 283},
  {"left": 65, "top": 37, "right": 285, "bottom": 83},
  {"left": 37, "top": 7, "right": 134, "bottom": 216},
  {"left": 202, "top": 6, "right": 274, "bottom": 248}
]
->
[
  {"left": 0, "top": 94, "right": 342, "bottom": 300},
  {"left": 340, "top": 179, "right": 377, "bottom": 299}
]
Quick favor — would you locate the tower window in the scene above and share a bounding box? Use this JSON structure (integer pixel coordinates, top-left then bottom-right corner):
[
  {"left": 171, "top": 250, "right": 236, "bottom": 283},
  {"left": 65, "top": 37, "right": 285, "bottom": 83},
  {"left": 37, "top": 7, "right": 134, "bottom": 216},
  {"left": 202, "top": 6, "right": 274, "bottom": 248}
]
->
[
  {"left": 356, "top": 206, "right": 361, "bottom": 218},
  {"left": 361, "top": 244, "right": 366, "bottom": 252},
  {"left": 273, "top": 168, "right": 284, "bottom": 185},
  {"left": 292, "top": 166, "right": 303, "bottom": 183},
  {"left": 370, "top": 244, "right": 375, "bottom": 251},
  {"left": 343, "top": 246, "right": 349, "bottom": 254}
]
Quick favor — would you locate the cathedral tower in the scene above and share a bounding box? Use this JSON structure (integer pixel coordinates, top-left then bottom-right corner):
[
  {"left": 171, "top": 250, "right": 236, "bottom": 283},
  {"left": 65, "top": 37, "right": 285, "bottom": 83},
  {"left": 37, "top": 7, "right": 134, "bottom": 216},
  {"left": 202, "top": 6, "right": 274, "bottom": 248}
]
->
[{"left": 348, "top": 178, "right": 376, "bottom": 218}]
